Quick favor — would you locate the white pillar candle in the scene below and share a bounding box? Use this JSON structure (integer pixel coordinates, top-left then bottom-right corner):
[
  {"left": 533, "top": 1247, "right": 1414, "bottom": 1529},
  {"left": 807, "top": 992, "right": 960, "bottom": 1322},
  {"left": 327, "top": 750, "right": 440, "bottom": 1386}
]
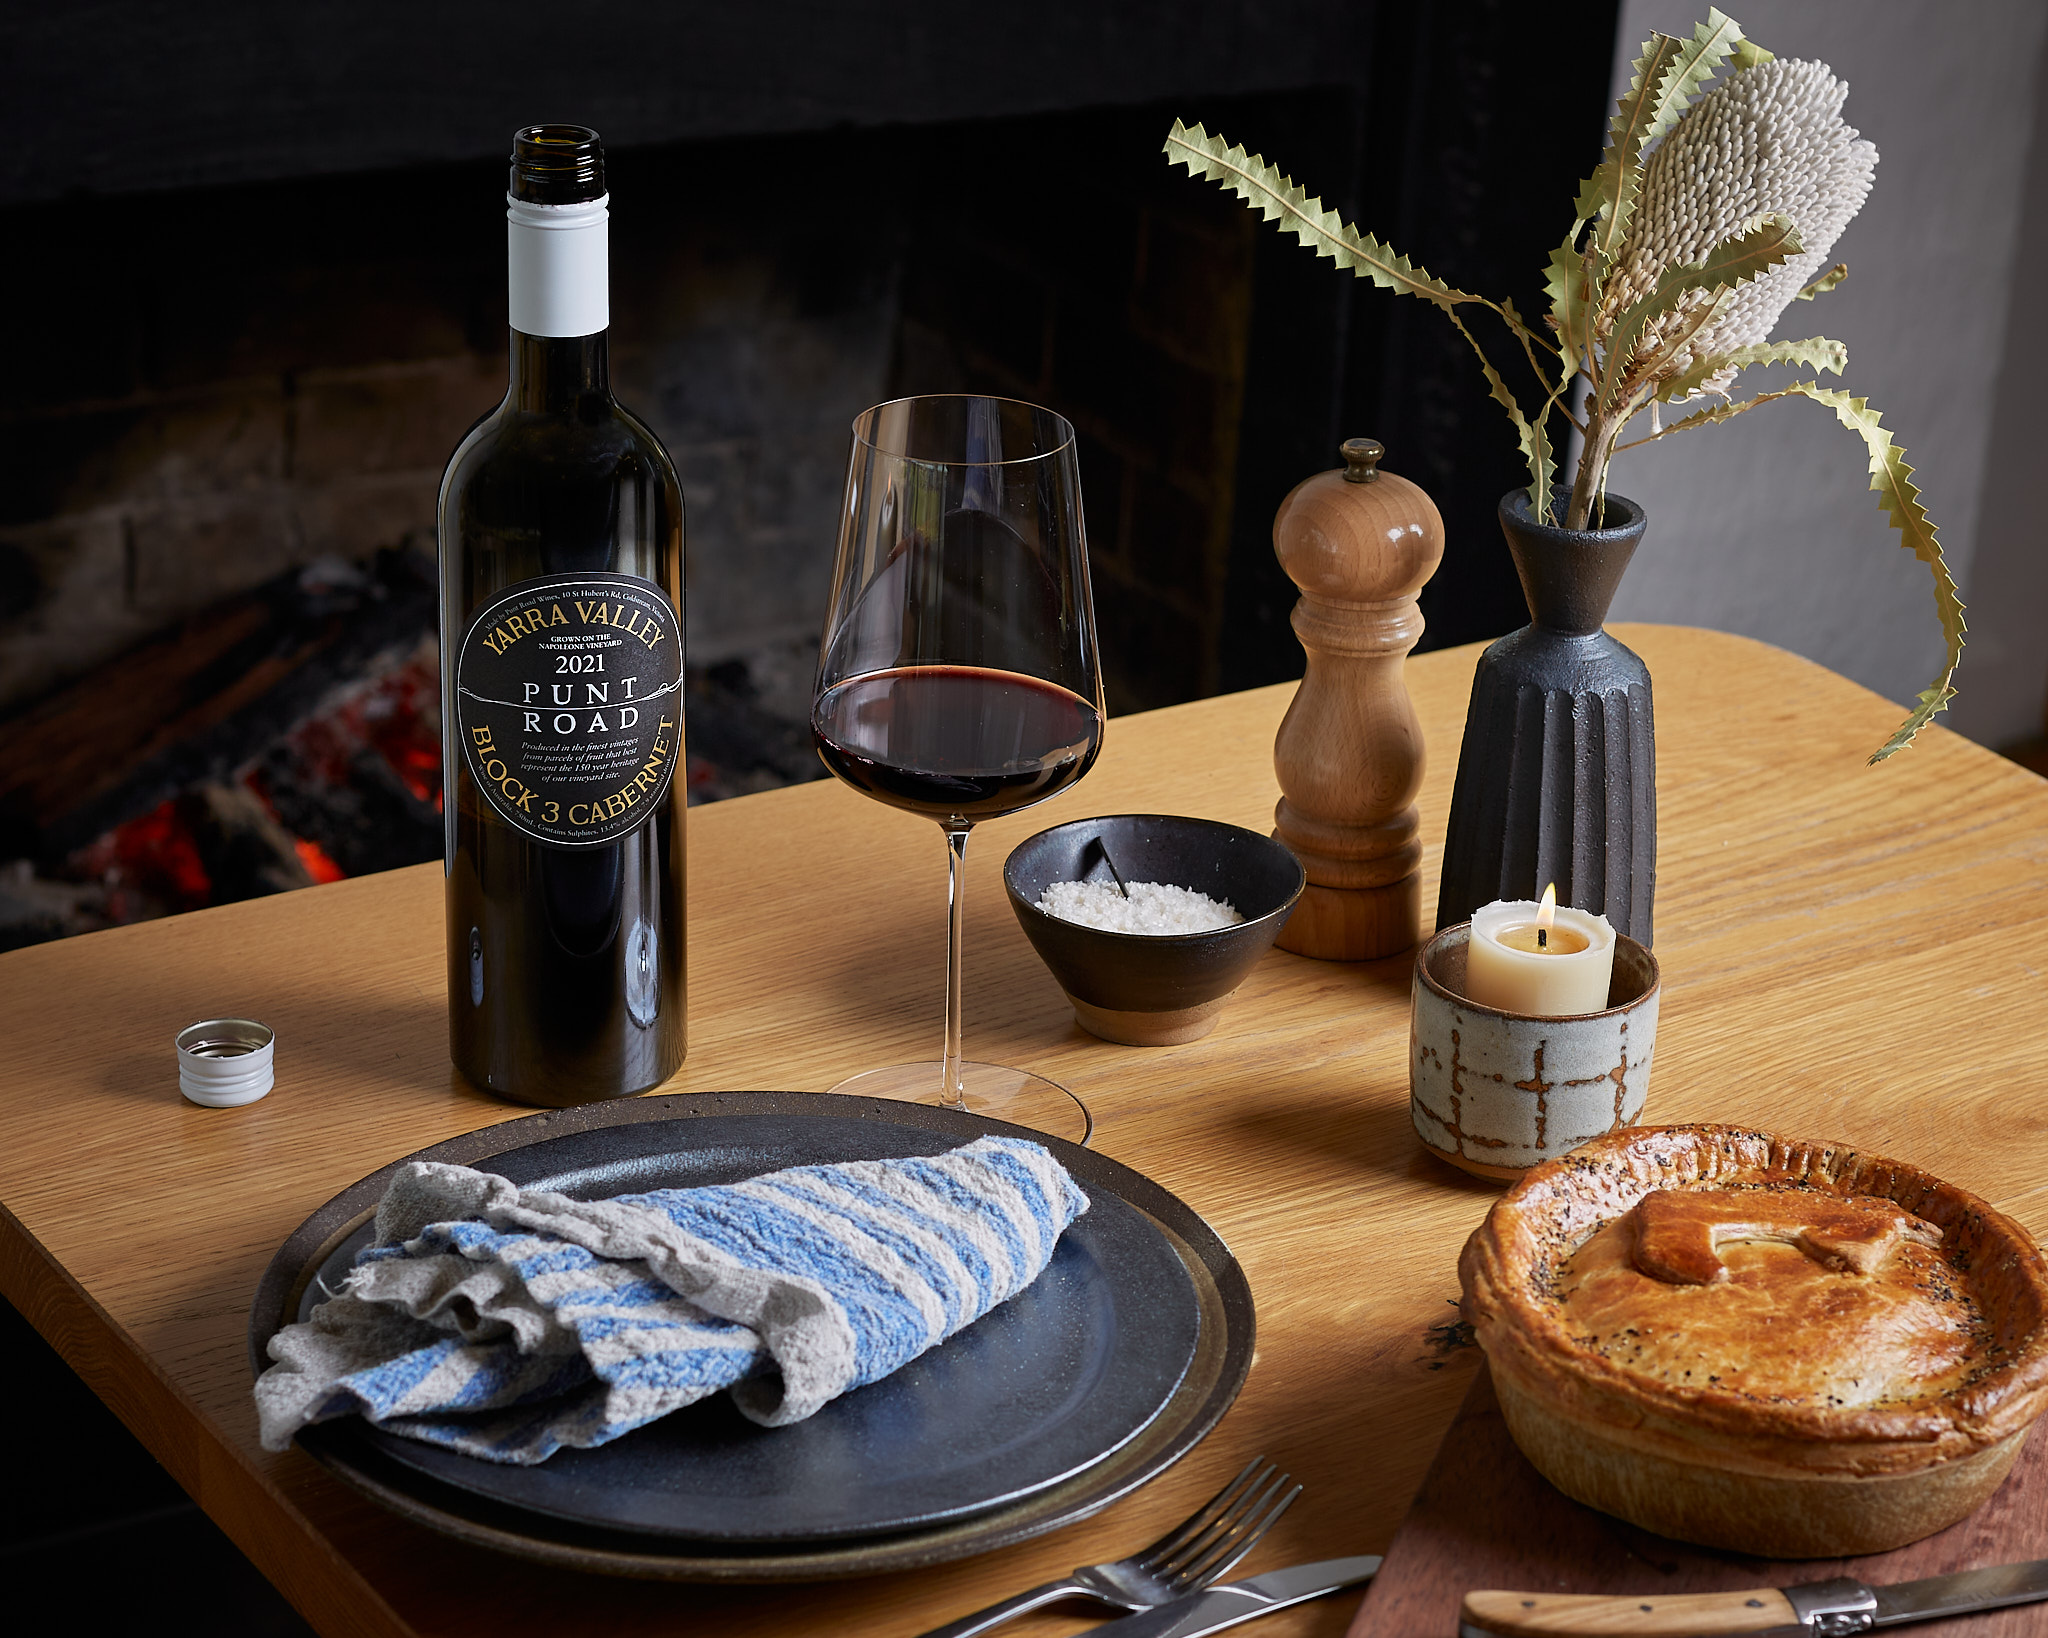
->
[{"left": 1465, "top": 890, "right": 1617, "bottom": 1016}]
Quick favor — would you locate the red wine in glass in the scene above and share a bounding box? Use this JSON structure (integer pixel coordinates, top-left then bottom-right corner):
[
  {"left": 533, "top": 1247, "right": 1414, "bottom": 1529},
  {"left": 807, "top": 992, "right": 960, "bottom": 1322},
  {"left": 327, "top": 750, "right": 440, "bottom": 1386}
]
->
[
  {"left": 812, "top": 395, "right": 1104, "bottom": 1142},
  {"left": 812, "top": 666, "right": 1103, "bottom": 823}
]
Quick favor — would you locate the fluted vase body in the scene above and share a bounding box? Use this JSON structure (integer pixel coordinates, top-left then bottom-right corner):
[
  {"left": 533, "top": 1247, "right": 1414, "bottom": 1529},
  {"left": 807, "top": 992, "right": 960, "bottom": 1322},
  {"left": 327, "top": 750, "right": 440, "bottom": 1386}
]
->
[{"left": 1435, "top": 489, "right": 1656, "bottom": 945}]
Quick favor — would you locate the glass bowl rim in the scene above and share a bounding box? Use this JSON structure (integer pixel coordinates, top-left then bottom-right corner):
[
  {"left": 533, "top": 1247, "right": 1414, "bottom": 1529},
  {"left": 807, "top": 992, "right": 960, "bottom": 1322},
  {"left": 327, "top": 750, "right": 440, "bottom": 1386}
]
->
[{"left": 851, "top": 393, "right": 1076, "bottom": 467}]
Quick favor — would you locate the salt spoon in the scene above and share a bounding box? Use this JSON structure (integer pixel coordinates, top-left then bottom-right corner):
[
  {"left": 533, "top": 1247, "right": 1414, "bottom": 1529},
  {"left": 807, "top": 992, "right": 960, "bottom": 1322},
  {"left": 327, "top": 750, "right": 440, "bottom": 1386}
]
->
[{"left": 1095, "top": 838, "right": 1132, "bottom": 899}]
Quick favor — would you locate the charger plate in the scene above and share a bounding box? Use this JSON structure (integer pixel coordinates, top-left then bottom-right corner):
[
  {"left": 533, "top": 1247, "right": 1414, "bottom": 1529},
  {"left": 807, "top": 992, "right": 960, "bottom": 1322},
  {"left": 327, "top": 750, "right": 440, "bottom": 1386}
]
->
[{"left": 248, "top": 1090, "right": 1254, "bottom": 1580}]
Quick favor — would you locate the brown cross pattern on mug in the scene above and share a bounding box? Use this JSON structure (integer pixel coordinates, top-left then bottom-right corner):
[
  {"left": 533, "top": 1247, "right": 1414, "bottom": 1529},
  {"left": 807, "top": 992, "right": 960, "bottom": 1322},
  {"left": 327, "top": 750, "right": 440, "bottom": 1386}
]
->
[{"left": 1627, "top": 1187, "right": 1944, "bottom": 1285}]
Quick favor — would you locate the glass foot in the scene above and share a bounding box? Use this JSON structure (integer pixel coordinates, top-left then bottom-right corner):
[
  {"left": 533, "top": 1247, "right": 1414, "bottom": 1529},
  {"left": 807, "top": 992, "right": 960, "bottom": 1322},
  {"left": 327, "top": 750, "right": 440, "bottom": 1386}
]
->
[{"left": 826, "top": 1060, "right": 1091, "bottom": 1147}]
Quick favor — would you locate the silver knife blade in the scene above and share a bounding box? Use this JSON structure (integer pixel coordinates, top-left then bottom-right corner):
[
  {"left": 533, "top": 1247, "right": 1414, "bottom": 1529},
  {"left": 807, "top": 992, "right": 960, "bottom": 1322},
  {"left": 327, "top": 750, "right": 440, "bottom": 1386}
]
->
[
  {"left": 1872, "top": 1558, "right": 2048, "bottom": 1626},
  {"left": 1087, "top": 1555, "right": 1382, "bottom": 1638}
]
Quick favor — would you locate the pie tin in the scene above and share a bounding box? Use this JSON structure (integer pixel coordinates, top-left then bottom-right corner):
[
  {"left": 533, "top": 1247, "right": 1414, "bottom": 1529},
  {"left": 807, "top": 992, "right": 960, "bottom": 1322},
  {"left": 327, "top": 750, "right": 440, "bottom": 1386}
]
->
[{"left": 176, "top": 1018, "right": 275, "bottom": 1107}]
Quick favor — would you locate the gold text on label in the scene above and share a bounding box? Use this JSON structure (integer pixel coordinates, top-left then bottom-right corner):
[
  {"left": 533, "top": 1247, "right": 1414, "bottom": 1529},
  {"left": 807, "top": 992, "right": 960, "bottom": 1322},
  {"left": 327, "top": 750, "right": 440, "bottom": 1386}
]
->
[
  {"left": 572, "top": 600, "right": 667, "bottom": 647},
  {"left": 477, "top": 598, "right": 668, "bottom": 657},
  {"left": 477, "top": 603, "right": 570, "bottom": 654},
  {"left": 567, "top": 719, "right": 676, "bottom": 826},
  {"left": 469, "top": 725, "right": 538, "bottom": 812}
]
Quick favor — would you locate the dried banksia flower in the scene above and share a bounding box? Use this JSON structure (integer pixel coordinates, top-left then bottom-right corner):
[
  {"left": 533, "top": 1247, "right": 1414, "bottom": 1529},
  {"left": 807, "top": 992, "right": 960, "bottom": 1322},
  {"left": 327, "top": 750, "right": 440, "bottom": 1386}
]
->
[
  {"left": 1607, "top": 58, "right": 1877, "bottom": 392},
  {"left": 1165, "top": 9, "right": 1961, "bottom": 758}
]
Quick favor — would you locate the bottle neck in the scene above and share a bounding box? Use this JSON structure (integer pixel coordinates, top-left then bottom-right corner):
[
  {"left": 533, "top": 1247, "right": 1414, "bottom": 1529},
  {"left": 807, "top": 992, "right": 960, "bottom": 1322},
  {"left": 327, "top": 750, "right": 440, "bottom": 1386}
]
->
[
  {"left": 509, "top": 330, "right": 611, "bottom": 413},
  {"left": 505, "top": 192, "right": 610, "bottom": 407}
]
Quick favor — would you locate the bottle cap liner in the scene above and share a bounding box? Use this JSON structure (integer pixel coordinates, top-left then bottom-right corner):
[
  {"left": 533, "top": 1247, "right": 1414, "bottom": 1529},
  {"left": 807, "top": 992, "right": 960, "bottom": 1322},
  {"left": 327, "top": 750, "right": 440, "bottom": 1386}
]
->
[{"left": 176, "top": 1019, "right": 275, "bottom": 1108}]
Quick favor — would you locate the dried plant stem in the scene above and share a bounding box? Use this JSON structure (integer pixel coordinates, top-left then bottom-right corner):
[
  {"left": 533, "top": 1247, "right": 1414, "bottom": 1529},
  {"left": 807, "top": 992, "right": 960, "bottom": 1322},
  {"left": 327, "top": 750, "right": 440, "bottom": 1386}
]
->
[{"left": 1569, "top": 402, "right": 1629, "bottom": 529}]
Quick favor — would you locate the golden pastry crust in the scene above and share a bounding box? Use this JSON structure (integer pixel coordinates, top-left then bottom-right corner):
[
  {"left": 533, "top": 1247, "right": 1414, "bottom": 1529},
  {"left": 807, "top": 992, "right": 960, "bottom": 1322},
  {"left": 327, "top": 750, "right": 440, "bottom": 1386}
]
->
[{"left": 1461, "top": 1126, "right": 2048, "bottom": 1482}]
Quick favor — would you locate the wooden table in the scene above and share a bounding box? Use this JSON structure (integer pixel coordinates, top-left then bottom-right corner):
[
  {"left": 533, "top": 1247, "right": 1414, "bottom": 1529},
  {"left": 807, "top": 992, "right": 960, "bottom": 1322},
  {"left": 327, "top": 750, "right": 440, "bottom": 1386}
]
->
[{"left": 4, "top": 626, "right": 2045, "bottom": 1638}]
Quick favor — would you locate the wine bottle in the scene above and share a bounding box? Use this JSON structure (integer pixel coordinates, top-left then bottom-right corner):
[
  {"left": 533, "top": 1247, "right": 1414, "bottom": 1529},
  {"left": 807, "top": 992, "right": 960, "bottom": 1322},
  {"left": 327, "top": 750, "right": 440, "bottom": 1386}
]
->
[{"left": 437, "top": 124, "right": 686, "bottom": 1106}]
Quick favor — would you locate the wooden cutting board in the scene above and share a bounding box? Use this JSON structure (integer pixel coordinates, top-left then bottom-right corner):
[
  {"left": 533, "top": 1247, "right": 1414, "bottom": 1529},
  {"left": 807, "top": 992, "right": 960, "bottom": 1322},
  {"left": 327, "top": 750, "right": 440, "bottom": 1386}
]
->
[{"left": 1346, "top": 1363, "right": 2047, "bottom": 1636}]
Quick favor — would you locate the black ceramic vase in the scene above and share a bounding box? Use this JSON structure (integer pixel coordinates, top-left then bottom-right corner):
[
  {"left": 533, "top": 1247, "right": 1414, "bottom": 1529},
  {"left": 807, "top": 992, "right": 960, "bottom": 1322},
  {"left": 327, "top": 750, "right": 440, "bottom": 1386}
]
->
[{"left": 1435, "top": 488, "right": 1656, "bottom": 945}]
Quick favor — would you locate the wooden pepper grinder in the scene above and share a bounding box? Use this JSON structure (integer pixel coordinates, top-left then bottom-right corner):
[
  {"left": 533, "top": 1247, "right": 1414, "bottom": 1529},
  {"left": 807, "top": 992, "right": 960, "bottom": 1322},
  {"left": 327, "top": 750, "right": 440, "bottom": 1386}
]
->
[{"left": 1271, "top": 438, "right": 1444, "bottom": 960}]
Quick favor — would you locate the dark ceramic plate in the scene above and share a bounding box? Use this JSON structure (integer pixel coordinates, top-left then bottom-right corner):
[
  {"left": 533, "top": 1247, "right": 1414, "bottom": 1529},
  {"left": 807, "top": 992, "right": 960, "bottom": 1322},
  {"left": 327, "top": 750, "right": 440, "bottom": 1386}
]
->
[
  {"left": 249, "top": 1091, "right": 1255, "bottom": 1580},
  {"left": 285, "top": 1116, "right": 1196, "bottom": 1542}
]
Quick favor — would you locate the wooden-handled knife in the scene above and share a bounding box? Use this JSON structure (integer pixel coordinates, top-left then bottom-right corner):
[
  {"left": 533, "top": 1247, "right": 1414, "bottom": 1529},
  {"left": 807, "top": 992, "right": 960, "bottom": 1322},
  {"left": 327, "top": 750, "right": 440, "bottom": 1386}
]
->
[{"left": 1460, "top": 1558, "right": 2048, "bottom": 1635}]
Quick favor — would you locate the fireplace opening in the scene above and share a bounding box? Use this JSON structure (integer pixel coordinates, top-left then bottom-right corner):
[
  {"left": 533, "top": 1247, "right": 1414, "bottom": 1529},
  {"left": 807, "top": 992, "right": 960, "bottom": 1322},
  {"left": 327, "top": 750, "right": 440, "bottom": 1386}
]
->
[{"left": 0, "top": 6, "right": 1621, "bottom": 950}]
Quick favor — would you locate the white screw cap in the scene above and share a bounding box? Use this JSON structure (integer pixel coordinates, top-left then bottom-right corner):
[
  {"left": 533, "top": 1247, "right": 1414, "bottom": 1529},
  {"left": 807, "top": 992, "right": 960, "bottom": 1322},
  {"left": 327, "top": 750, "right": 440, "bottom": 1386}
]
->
[{"left": 176, "top": 1019, "right": 275, "bottom": 1107}]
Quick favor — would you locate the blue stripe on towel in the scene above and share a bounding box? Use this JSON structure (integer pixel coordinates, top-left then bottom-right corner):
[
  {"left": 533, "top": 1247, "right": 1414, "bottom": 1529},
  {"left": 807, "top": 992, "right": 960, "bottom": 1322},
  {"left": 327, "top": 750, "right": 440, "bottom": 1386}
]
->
[
  {"left": 367, "top": 1335, "right": 465, "bottom": 1404},
  {"left": 626, "top": 1187, "right": 939, "bottom": 1380},
  {"left": 769, "top": 1172, "right": 997, "bottom": 1327},
  {"left": 896, "top": 1154, "right": 1040, "bottom": 1274}
]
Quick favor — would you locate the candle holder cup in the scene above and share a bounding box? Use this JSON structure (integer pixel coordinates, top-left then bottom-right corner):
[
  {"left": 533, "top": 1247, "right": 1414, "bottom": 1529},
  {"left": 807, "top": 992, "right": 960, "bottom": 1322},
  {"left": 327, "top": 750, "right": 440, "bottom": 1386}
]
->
[{"left": 1409, "top": 921, "right": 1659, "bottom": 1180}]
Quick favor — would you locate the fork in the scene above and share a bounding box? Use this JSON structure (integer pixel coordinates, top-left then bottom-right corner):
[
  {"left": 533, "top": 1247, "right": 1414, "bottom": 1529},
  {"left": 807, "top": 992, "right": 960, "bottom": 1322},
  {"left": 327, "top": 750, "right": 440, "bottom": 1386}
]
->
[{"left": 914, "top": 1458, "right": 1302, "bottom": 1638}]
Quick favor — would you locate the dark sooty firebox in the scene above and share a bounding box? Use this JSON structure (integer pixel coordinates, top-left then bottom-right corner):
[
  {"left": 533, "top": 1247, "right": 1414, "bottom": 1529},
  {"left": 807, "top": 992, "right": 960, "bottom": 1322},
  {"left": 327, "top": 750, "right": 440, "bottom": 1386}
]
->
[{"left": 0, "top": 0, "right": 1617, "bottom": 954}]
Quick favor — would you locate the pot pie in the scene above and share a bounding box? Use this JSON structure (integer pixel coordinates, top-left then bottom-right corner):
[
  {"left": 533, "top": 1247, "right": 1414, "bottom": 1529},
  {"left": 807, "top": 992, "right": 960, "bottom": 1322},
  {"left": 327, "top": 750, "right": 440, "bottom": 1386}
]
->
[{"left": 1460, "top": 1125, "right": 2048, "bottom": 1556}]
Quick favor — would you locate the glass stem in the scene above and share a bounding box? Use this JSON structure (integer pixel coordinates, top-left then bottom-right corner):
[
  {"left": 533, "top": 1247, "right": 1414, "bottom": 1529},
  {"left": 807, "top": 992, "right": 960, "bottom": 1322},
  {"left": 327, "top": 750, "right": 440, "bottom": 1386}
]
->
[{"left": 941, "top": 823, "right": 972, "bottom": 1109}]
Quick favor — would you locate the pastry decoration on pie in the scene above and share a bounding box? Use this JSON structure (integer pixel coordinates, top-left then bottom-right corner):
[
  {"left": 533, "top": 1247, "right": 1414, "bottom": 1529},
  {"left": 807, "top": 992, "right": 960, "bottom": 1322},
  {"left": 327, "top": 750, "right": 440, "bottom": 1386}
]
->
[{"left": 1460, "top": 1125, "right": 2048, "bottom": 1556}]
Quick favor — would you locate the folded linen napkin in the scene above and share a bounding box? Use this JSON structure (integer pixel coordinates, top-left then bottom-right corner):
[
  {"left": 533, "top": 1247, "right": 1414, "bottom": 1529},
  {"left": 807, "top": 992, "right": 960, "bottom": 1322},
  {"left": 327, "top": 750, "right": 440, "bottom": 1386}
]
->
[{"left": 255, "top": 1135, "right": 1087, "bottom": 1464}]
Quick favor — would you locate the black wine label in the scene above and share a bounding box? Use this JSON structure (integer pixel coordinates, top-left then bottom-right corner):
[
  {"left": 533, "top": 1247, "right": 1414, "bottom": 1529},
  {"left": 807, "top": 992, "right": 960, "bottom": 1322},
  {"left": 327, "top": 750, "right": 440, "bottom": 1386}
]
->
[{"left": 454, "top": 572, "right": 683, "bottom": 848}]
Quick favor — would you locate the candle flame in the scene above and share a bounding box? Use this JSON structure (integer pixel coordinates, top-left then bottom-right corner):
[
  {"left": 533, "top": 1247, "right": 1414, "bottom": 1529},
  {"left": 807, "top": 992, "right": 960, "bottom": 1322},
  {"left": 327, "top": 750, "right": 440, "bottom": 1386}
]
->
[{"left": 1537, "top": 882, "right": 1557, "bottom": 934}]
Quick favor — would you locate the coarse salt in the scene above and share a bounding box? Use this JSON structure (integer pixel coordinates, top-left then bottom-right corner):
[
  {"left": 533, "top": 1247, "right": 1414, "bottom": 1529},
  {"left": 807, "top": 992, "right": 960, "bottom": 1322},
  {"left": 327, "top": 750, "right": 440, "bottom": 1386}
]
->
[{"left": 1036, "top": 880, "right": 1244, "bottom": 935}]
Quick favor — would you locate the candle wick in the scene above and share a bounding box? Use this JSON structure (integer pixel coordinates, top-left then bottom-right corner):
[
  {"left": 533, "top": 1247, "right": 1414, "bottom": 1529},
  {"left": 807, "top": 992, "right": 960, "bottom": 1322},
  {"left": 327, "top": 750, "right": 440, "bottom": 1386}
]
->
[{"left": 1537, "top": 927, "right": 1548, "bottom": 950}]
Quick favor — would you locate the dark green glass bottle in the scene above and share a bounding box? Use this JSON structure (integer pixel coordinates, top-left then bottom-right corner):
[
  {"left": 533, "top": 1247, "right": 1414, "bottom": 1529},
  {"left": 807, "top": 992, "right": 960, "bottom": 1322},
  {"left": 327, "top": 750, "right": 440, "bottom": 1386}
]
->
[{"left": 437, "top": 125, "right": 686, "bottom": 1105}]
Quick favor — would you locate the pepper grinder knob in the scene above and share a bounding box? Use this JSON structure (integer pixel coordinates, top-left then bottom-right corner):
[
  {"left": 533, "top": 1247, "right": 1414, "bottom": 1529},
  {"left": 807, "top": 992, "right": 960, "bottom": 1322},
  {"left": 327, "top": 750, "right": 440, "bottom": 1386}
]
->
[
  {"left": 1270, "top": 440, "right": 1444, "bottom": 960},
  {"left": 1339, "top": 437, "right": 1384, "bottom": 482}
]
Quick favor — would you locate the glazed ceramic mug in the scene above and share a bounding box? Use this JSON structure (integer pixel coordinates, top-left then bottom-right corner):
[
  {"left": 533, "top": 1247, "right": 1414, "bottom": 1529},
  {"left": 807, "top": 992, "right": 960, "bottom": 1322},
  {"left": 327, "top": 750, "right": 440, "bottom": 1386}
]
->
[{"left": 1409, "top": 922, "right": 1659, "bottom": 1179}]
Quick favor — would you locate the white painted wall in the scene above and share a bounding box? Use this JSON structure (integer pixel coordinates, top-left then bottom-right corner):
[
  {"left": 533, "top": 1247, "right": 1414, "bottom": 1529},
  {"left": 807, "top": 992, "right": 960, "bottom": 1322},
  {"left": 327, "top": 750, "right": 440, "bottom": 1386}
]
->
[{"left": 1601, "top": 1, "right": 2048, "bottom": 750}]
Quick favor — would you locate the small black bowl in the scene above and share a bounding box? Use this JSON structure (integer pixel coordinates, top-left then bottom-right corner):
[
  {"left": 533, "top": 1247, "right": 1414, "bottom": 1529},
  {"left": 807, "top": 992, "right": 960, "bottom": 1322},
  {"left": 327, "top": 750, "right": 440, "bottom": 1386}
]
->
[{"left": 1003, "top": 815, "right": 1306, "bottom": 1045}]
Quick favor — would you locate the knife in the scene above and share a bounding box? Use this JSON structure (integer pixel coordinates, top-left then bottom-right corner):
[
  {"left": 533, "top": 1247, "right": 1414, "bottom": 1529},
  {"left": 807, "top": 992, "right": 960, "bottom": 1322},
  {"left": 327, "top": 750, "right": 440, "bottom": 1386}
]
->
[
  {"left": 1085, "top": 1555, "right": 1382, "bottom": 1638},
  {"left": 1459, "top": 1557, "right": 2048, "bottom": 1636}
]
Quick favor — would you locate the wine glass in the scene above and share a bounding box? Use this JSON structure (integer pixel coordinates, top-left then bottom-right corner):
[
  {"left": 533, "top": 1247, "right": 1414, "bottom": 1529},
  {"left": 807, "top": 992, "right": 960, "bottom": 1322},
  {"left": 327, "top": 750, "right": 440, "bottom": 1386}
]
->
[{"left": 812, "top": 395, "right": 1104, "bottom": 1142}]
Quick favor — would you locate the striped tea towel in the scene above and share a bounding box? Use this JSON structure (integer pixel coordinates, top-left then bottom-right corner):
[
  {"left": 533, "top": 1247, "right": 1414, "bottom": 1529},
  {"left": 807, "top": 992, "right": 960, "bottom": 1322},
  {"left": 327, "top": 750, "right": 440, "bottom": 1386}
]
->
[{"left": 254, "top": 1135, "right": 1087, "bottom": 1465}]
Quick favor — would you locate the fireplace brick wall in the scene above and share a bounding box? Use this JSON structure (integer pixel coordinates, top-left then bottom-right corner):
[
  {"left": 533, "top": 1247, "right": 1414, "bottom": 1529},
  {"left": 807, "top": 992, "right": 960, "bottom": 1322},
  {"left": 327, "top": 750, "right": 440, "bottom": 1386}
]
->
[
  {"left": 1, "top": 113, "right": 1270, "bottom": 743},
  {"left": 0, "top": 152, "right": 903, "bottom": 723},
  {"left": 0, "top": 177, "right": 501, "bottom": 714},
  {"left": 7, "top": 351, "right": 503, "bottom": 658}
]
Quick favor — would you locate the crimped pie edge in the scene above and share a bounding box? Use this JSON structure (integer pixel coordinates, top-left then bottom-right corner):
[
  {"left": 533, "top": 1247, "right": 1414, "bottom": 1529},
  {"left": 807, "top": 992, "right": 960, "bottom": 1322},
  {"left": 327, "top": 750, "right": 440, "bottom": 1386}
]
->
[{"left": 1459, "top": 1124, "right": 2048, "bottom": 1479}]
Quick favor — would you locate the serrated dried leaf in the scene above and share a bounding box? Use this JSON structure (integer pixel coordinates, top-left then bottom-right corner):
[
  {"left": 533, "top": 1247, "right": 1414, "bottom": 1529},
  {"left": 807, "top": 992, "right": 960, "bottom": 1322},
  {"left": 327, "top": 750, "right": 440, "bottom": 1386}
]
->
[
  {"left": 1165, "top": 119, "right": 1559, "bottom": 509},
  {"left": 1795, "top": 262, "right": 1849, "bottom": 301},
  {"left": 1617, "top": 382, "right": 1962, "bottom": 761},
  {"left": 1657, "top": 334, "right": 1848, "bottom": 402},
  {"left": 1162, "top": 121, "right": 1478, "bottom": 307},
  {"left": 1780, "top": 385, "right": 1964, "bottom": 762},
  {"left": 1545, "top": 228, "right": 1597, "bottom": 375},
  {"left": 1444, "top": 306, "right": 1555, "bottom": 515},
  {"left": 1641, "top": 8, "right": 1750, "bottom": 151},
  {"left": 1730, "top": 36, "right": 1775, "bottom": 70},
  {"left": 1585, "top": 32, "right": 1686, "bottom": 268},
  {"left": 1572, "top": 169, "right": 1606, "bottom": 226},
  {"left": 1625, "top": 389, "right": 1776, "bottom": 444},
  {"left": 1582, "top": 9, "right": 1752, "bottom": 274},
  {"left": 1525, "top": 409, "right": 1558, "bottom": 521},
  {"left": 1496, "top": 295, "right": 1561, "bottom": 399},
  {"left": 1670, "top": 209, "right": 1802, "bottom": 293}
]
